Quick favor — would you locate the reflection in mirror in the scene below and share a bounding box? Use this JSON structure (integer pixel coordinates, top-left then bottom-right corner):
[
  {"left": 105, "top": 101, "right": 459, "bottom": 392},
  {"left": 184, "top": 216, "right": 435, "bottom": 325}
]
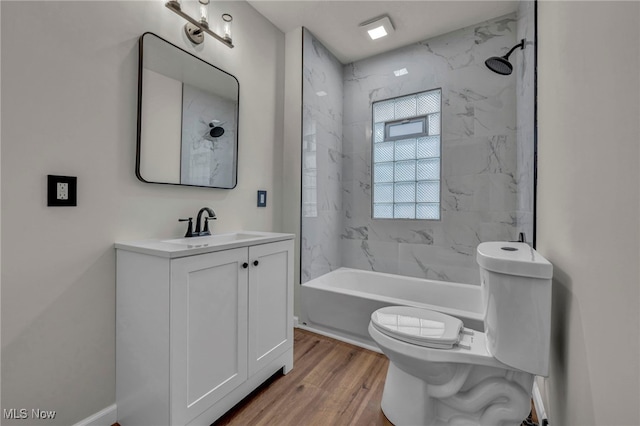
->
[{"left": 137, "top": 32, "right": 239, "bottom": 188}]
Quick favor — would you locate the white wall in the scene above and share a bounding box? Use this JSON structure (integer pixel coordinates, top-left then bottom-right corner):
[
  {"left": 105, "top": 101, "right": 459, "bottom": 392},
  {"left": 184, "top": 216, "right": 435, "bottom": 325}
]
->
[
  {"left": 0, "top": 1, "right": 284, "bottom": 425},
  {"left": 282, "top": 27, "right": 302, "bottom": 316},
  {"left": 538, "top": 2, "right": 640, "bottom": 425},
  {"left": 140, "top": 69, "right": 182, "bottom": 183}
]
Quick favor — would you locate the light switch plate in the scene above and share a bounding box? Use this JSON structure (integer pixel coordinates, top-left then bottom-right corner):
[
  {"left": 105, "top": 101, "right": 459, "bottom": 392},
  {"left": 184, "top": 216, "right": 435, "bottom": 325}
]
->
[{"left": 48, "top": 175, "right": 77, "bottom": 206}]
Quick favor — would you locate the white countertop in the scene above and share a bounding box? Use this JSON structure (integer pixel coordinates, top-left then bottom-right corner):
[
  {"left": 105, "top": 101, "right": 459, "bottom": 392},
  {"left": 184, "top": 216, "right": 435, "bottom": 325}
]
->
[{"left": 115, "top": 231, "right": 294, "bottom": 258}]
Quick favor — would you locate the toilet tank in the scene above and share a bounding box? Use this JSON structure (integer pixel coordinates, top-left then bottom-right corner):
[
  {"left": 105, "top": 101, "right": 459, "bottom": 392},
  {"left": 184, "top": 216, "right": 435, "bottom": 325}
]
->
[{"left": 477, "top": 242, "right": 553, "bottom": 377}]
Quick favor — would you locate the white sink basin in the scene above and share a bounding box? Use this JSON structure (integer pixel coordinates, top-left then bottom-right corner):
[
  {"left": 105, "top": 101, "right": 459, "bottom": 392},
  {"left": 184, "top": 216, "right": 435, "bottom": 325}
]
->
[{"left": 162, "top": 232, "right": 266, "bottom": 248}]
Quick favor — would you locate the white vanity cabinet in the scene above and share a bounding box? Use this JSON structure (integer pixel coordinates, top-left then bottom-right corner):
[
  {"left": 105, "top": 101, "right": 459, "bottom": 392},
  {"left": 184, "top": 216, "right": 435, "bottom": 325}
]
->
[{"left": 116, "top": 233, "right": 294, "bottom": 426}]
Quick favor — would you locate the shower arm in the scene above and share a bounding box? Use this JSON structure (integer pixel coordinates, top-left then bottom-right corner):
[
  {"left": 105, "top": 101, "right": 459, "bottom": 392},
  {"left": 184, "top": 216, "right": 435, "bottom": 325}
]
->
[{"left": 503, "top": 39, "right": 526, "bottom": 60}]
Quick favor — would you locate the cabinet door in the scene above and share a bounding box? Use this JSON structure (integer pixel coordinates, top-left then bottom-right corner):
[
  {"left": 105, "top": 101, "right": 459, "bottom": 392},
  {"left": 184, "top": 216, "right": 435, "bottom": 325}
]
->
[
  {"left": 170, "top": 248, "right": 248, "bottom": 425},
  {"left": 248, "top": 240, "right": 294, "bottom": 376}
]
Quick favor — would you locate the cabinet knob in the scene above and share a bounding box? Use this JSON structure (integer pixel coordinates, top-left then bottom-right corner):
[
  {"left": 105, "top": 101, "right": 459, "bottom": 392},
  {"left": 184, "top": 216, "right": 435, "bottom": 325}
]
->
[
  {"left": 253, "top": 260, "right": 259, "bottom": 267},
  {"left": 242, "top": 262, "right": 249, "bottom": 269}
]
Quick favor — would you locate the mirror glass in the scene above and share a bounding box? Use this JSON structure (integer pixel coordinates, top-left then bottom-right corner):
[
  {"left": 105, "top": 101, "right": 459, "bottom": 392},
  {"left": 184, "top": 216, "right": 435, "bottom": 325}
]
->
[{"left": 137, "top": 32, "right": 239, "bottom": 188}]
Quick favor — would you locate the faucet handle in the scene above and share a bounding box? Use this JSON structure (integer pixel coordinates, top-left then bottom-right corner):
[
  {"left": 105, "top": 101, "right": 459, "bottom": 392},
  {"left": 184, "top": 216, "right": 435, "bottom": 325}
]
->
[
  {"left": 178, "top": 217, "right": 194, "bottom": 238},
  {"left": 202, "top": 216, "right": 216, "bottom": 236}
]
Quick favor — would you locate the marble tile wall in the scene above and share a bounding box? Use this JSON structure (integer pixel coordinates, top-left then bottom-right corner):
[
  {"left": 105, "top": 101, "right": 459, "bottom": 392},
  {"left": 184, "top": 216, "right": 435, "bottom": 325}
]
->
[
  {"left": 516, "top": 1, "right": 536, "bottom": 243},
  {"left": 342, "top": 13, "right": 525, "bottom": 285},
  {"left": 301, "top": 29, "right": 344, "bottom": 282},
  {"left": 301, "top": 11, "right": 536, "bottom": 286},
  {"left": 181, "top": 83, "right": 237, "bottom": 187}
]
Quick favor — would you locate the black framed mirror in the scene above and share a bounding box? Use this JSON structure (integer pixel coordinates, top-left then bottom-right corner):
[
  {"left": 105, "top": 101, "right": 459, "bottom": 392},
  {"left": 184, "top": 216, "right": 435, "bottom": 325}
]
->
[{"left": 136, "top": 32, "right": 239, "bottom": 189}]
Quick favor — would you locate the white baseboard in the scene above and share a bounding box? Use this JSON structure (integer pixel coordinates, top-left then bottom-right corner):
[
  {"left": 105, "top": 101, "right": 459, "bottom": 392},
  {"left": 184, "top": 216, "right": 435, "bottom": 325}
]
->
[{"left": 72, "top": 404, "right": 117, "bottom": 426}]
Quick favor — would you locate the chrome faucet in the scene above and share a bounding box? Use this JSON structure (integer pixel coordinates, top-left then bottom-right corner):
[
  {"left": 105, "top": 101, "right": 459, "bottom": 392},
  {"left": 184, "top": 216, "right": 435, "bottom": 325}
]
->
[{"left": 195, "top": 207, "right": 217, "bottom": 236}]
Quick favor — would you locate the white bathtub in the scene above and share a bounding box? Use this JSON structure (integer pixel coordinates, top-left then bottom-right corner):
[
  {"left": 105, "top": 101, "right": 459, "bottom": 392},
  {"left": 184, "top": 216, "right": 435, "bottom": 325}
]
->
[{"left": 300, "top": 268, "right": 485, "bottom": 349}]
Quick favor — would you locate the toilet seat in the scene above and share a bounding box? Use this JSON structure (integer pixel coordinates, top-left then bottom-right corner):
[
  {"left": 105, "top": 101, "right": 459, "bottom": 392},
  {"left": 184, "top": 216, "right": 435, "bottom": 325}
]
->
[
  {"left": 371, "top": 306, "right": 464, "bottom": 349},
  {"left": 369, "top": 321, "right": 509, "bottom": 370}
]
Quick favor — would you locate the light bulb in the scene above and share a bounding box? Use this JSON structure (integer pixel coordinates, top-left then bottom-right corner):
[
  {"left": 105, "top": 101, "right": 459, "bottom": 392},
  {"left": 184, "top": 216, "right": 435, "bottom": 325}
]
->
[
  {"left": 222, "top": 14, "right": 233, "bottom": 42},
  {"left": 199, "top": 0, "right": 209, "bottom": 27}
]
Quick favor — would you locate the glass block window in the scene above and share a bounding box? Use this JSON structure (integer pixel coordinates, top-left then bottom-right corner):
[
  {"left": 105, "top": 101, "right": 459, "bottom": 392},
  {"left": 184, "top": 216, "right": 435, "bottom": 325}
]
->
[{"left": 372, "top": 89, "right": 441, "bottom": 220}]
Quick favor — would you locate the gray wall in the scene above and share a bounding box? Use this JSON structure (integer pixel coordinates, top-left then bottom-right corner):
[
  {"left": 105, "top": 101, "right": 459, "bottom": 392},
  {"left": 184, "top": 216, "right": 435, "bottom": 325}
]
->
[
  {"left": 538, "top": 1, "right": 640, "bottom": 424},
  {"left": 0, "top": 1, "right": 285, "bottom": 424},
  {"left": 283, "top": 27, "right": 303, "bottom": 316}
]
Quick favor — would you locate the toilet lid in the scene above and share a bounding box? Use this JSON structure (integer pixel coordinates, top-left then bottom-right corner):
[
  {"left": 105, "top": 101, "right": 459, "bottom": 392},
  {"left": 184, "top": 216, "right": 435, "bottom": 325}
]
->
[{"left": 371, "top": 306, "right": 464, "bottom": 349}]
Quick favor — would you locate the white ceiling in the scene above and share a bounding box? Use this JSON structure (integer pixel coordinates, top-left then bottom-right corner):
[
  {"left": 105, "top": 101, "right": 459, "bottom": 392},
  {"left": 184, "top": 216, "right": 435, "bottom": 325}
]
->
[{"left": 248, "top": 1, "right": 519, "bottom": 63}]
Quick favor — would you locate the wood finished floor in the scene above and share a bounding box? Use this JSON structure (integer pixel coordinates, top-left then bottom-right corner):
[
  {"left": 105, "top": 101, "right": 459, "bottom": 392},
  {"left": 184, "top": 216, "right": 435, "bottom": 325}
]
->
[
  {"left": 214, "top": 329, "right": 393, "bottom": 426},
  {"left": 112, "top": 328, "right": 538, "bottom": 426}
]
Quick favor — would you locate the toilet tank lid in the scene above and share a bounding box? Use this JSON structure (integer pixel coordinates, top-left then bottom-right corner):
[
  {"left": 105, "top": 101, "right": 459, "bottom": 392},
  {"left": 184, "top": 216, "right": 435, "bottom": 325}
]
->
[{"left": 477, "top": 242, "right": 552, "bottom": 279}]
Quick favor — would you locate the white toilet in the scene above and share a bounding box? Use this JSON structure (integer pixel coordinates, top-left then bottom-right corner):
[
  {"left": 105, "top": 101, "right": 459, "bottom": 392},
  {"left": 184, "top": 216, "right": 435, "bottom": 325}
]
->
[{"left": 368, "top": 242, "right": 552, "bottom": 426}]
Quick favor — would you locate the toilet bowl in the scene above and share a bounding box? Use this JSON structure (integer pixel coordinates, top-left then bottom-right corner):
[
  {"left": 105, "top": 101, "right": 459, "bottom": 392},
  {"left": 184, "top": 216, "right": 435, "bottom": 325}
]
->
[{"left": 369, "top": 242, "right": 552, "bottom": 426}]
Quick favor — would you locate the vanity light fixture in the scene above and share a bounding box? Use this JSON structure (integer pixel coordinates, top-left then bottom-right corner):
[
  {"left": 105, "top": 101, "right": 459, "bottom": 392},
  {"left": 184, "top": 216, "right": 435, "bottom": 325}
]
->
[
  {"left": 359, "top": 15, "right": 395, "bottom": 41},
  {"left": 222, "top": 13, "right": 233, "bottom": 42},
  {"left": 165, "top": 0, "right": 234, "bottom": 48},
  {"left": 199, "top": 0, "right": 209, "bottom": 27}
]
